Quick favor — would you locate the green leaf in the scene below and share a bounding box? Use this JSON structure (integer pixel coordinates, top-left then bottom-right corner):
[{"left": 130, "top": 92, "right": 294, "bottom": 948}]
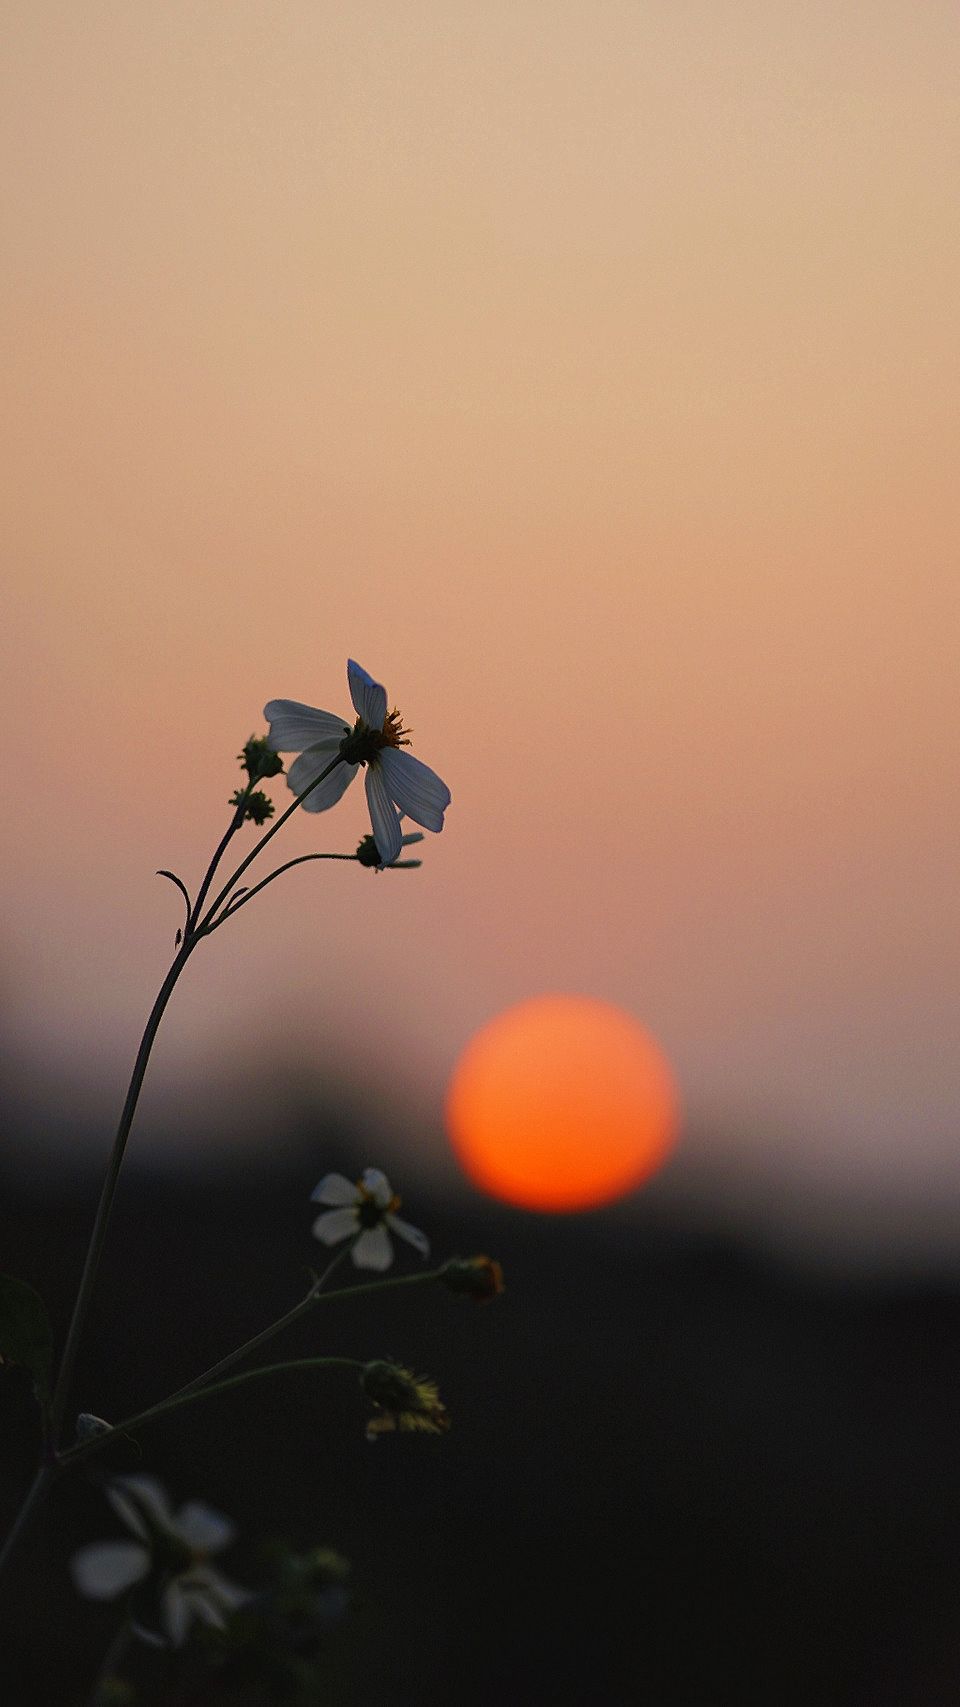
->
[{"left": 0, "top": 1274, "right": 54, "bottom": 1412}]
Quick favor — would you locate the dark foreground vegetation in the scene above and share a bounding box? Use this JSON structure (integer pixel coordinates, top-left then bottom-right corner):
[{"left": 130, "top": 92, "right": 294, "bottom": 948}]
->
[{"left": 2, "top": 1126, "right": 960, "bottom": 1706}]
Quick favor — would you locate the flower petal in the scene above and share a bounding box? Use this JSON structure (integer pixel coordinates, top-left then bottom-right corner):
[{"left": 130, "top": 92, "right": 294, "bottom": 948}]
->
[
  {"left": 288, "top": 747, "right": 357, "bottom": 813},
  {"left": 162, "top": 1582, "right": 192, "bottom": 1647},
  {"left": 130, "top": 1620, "right": 167, "bottom": 1649},
  {"left": 364, "top": 765, "right": 404, "bottom": 866},
  {"left": 353, "top": 1225, "right": 394, "bottom": 1270},
  {"left": 312, "top": 1207, "right": 359, "bottom": 1246},
  {"left": 347, "top": 660, "right": 388, "bottom": 730},
  {"left": 193, "top": 1567, "right": 251, "bottom": 1614},
  {"left": 263, "top": 701, "right": 351, "bottom": 753},
  {"left": 177, "top": 1569, "right": 238, "bottom": 1631},
  {"left": 107, "top": 1475, "right": 173, "bottom": 1541},
  {"left": 175, "top": 1503, "right": 235, "bottom": 1556},
  {"left": 360, "top": 1167, "right": 393, "bottom": 1207},
  {"left": 378, "top": 748, "right": 450, "bottom": 833},
  {"left": 71, "top": 1542, "right": 150, "bottom": 1600},
  {"left": 385, "top": 1213, "right": 430, "bottom": 1258},
  {"left": 310, "top": 1173, "right": 359, "bottom": 1207}
]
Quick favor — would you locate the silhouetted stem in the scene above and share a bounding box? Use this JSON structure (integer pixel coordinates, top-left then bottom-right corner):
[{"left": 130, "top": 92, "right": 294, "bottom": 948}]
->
[
  {"left": 49, "top": 939, "right": 196, "bottom": 1442},
  {"left": 197, "top": 754, "right": 344, "bottom": 933},
  {"left": 162, "top": 1244, "right": 356, "bottom": 1401},
  {"left": 86, "top": 1617, "right": 134, "bottom": 1707},
  {"left": 60, "top": 1358, "right": 366, "bottom": 1467},
  {"left": 207, "top": 853, "right": 358, "bottom": 931},
  {"left": 0, "top": 1465, "right": 59, "bottom": 1584},
  {"left": 187, "top": 792, "right": 250, "bottom": 933}
]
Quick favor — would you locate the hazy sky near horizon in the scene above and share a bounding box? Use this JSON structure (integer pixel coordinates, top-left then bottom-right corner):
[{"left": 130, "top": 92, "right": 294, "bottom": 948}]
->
[{"left": 2, "top": 3, "right": 958, "bottom": 1248}]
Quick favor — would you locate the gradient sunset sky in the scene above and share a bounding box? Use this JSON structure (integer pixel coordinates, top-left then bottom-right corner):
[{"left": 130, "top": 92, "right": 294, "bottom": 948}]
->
[{"left": 2, "top": 2, "right": 958, "bottom": 1255}]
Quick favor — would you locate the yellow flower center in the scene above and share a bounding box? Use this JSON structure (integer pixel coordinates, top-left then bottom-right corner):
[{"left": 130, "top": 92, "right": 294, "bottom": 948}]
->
[
  {"left": 340, "top": 708, "right": 412, "bottom": 766},
  {"left": 376, "top": 707, "right": 411, "bottom": 751}
]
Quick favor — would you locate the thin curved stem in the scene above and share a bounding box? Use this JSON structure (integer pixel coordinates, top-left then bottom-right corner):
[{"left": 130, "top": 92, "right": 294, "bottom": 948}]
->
[
  {"left": 60, "top": 1358, "right": 365, "bottom": 1468},
  {"left": 63, "top": 1266, "right": 444, "bottom": 1468},
  {"left": 207, "top": 853, "right": 358, "bottom": 931},
  {"left": 196, "top": 755, "right": 344, "bottom": 934},
  {"left": 48, "top": 940, "right": 195, "bottom": 1443},
  {"left": 159, "top": 1258, "right": 444, "bottom": 1409},
  {"left": 163, "top": 1244, "right": 356, "bottom": 1403}
]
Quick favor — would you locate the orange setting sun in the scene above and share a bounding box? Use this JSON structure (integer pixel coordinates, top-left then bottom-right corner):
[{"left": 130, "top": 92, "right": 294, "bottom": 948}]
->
[{"left": 445, "top": 995, "right": 679, "bottom": 1212}]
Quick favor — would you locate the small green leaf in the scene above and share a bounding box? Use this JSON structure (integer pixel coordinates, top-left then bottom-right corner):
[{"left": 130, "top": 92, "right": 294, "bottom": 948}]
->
[{"left": 0, "top": 1274, "right": 54, "bottom": 1411}]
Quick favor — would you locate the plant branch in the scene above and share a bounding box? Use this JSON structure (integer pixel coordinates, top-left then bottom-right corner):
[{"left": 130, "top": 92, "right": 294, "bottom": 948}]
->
[
  {"left": 187, "top": 792, "right": 250, "bottom": 934},
  {"left": 196, "top": 751, "right": 341, "bottom": 928},
  {"left": 207, "top": 853, "right": 359, "bottom": 930},
  {"left": 162, "top": 1244, "right": 356, "bottom": 1403},
  {"left": 160, "top": 1256, "right": 444, "bottom": 1408},
  {"left": 0, "top": 1465, "right": 59, "bottom": 1584},
  {"left": 86, "top": 1617, "right": 134, "bottom": 1707},
  {"left": 196, "top": 754, "right": 344, "bottom": 934},
  {"left": 60, "top": 1358, "right": 366, "bottom": 1467},
  {"left": 48, "top": 939, "right": 195, "bottom": 1442}
]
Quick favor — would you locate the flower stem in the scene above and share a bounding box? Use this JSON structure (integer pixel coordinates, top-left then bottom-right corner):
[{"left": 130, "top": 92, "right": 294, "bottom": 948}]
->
[
  {"left": 187, "top": 793, "right": 250, "bottom": 935},
  {"left": 60, "top": 1358, "right": 366, "bottom": 1468},
  {"left": 48, "top": 939, "right": 196, "bottom": 1445},
  {"left": 0, "top": 1464, "right": 59, "bottom": 1585},
  {"left": 206, "top": 853, "right": 358, "bottom": 931},
  {"left": 196, "top": 754, "right": 344, "bottom": 934},
  {"left": 58, "top": 1268, "right": 446, "bottom": 1470},
  {"left": 49, "top": 759, "right": 342, "bottom": 1444},
  {"left": 162, "top": 1259, "right": 445, "bottom": 1405},
  {"left": 86, "top": 1617, "right": 134, "bottom": 1707},
  {"left": 162, "top": 1244, "right": 356, "bottom": 1403}
]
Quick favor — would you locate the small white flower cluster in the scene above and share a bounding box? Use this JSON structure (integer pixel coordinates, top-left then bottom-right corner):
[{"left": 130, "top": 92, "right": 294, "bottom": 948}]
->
[
  {"left": 71, "top": 1475, "right": 248, "bottom": 1647},
  {"left": 265, "top": 659, "right": 451, "bottom": 868}
]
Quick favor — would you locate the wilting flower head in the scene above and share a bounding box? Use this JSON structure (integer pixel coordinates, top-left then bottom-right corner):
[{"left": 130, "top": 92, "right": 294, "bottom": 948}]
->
[
  {"left": 361, "top": 1361, "right": 450, "bottom": 1440},
  {"left": 310, "top": 1168, "right": 429, "bottom": 1271},
  {"left": 355, "top": 826, "right": 424, "bottom": 870},
  {"left": 441, "top": 1255, "right": 506, "bottom": 1303},
  {"left": 70, "top": 1475, "right": 249, "bottom": 1647},
  {"left": 264, "top": 660, "right": 451, "bottom": 867}
]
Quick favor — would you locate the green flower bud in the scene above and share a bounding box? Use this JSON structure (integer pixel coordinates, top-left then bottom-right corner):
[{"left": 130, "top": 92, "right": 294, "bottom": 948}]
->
[
  {"left": 229, "top": 788, "right": 275, "bottom": 825},
  {"left": 238, "top": 735, "right": 284, "bottom": 782}
]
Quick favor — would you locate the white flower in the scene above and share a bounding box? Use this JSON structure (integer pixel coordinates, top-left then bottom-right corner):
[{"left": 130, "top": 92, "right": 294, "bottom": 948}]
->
[
  {"left": 264, "top": 659, "right": 451, "bottom": 867},
  {"left": 70, "top": 1475, "right": 249, "bottom": 1647},
  {"left": 311, "top": 1168, "right": 430, "bottom": 1271}
]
